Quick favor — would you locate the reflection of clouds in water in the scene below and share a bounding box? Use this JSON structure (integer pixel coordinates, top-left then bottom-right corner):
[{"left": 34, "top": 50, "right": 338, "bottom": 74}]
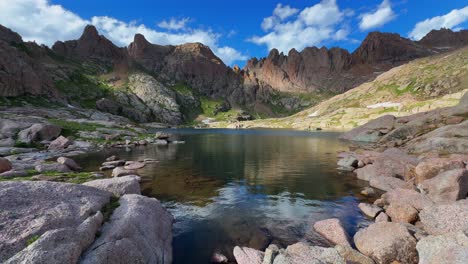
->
[{"left": 166, "top": 182, "right": 369, "bottom": 244}]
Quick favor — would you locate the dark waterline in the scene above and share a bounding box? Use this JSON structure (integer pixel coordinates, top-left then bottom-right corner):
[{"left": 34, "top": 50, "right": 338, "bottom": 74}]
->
[{"left": 76, "top": 129, "right": 372, "bottom": 264}]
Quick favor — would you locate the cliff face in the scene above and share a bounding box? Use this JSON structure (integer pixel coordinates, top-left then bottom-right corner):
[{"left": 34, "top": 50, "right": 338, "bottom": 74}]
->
[
  {"left": 244, "top": 32, "right": 439, "bottom": 94},
  {"left": 418, "top": 28, "right": 468, "bottom": 50},
  {"left": 0, "top": 25, "right": 56, "bottom": 97}
]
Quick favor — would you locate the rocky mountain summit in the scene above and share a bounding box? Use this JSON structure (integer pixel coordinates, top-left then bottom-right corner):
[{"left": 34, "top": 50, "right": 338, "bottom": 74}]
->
[
  {"left": 1, "top": 24, "right": 467, "bottom": 125},
  {"left": 244, "top": 29, "right": 466, "bottom": 95}
]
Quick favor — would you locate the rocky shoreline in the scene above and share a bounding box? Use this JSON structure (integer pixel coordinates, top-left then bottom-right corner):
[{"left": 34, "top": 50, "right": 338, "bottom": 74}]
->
[
  {"left": 1, "top": 93, "right": 466, "bottom": 264},
  {"left": 231, "top": 93, "right": 467, "bottom": 264}
]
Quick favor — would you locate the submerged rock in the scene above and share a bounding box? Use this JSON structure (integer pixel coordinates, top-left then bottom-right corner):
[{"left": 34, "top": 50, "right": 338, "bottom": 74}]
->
[
  {"left": 358, "top": 203, "right": 382, "bottom": 218},
  {"left": 112, "top": 166, "right": 137, "bottom": 177}
]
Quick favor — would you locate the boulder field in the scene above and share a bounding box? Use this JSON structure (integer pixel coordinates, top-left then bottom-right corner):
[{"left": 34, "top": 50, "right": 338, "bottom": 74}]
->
[{"left": 233, "top": 93, "right": 468, "bottom": 264}]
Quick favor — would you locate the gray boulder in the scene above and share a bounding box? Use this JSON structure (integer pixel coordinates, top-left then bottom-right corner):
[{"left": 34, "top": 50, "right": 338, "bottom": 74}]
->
[
  {"left": 5, "top": 212, "right": 103, "bottom": 264},
  {"left": 0, "top": 137, "right": 15, "bottom": 147},
  {"left": 0, "top": 181, "right": 111, "bottom": 261},
  {"left": 83, "top": 175, "right": 141, "bottom": 197},
  {"left": 81, "top": 194, "right": 173, "bottom": 264},
  {"left": 17, "top": 123, "right": 61, "bottom": 144},
  {"left": 57, "top": 157, "right": 81, "bottom": 171},
  {"left": 48, "top": 136, "right": 72, "bottom": 150},
  {"left": 35, "top": 163, "right": 71, "bottom": 173}
]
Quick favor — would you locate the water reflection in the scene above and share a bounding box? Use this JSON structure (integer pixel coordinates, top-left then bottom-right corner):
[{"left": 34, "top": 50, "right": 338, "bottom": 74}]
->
[{"left": 76, "top": 129, "right": 371, "bottom": 264}]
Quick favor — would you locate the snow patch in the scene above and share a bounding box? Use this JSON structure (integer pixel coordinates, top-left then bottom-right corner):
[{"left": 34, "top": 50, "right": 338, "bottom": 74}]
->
[{"left": 366, "top": 102, "right": 401, "bottom": 109}]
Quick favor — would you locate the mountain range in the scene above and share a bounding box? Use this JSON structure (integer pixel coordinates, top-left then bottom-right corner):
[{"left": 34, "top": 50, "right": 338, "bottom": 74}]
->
[{"left": 0, "top": 24, "right": 467, "bottom": 125}]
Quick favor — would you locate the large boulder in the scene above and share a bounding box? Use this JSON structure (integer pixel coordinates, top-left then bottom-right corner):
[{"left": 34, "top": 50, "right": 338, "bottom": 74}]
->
[
  {"left": 233, "top": 246, "right": 264, "bottom": 264},
  {"left": 415, "top": 157, "right": 465, "bottom": 184},
  {"left": 5, "top": 212, "right": 103, "bottom": 264},
  {"left": 81, "top": 194, "right": 173, "bottom": 264},
  {"left": 405, "top": 120, "right": 468, "bottom": 154},
  {"left": 358, "top": 203, "right": 382, "bottom": 218},
  {"left": 419, "top": 199, "right": 468, "bottom": 235},
  {"left": 416, "top": 231, "right": 468, "bottom": 264},
  {"left": 313, "top": 218, "right": 351, "bottom": 247},
  {"left": 339, "top": 115, "right": 395, "bottom": 142},
  {"left": 381, "top": 188, "right": 434, "bottom": 211},
  {"left": 385, "top": 203, "right": 418, "bottom": 223},
  {"left": 369, "top": 176, "right": 413, "bottom": 192},
  {"left": 354, "top": 222, "right": 418, "bottom": 264},
  {"left": 17, "top": 124, "right": 61, "bottom": 144},
  {"left": 271, "top": 242, "right": 345, "bottom": 264},
  {"left": 0, "top": 181, "right": 111, "bottom": 261},
  {"left": 83, "top": 175, "right": 141, "bottom": 197},
  {"left": 0, "top": 157, "right": 12, "bottom": 173},
  {"left": 420, "top": 169, "right": 468, "bottom": 203},
  {"left": 35, "top": 163, "right": 72, "bottom": 173}
]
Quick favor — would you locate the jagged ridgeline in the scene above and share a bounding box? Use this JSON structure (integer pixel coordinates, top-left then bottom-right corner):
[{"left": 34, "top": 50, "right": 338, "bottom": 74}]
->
[{"left": 1, "top": 24, "right": 467, "bottom": 125}]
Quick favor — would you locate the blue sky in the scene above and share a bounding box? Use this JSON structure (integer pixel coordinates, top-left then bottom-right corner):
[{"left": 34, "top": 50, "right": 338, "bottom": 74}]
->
[{"left": 0, "top": 0, "right": 467, "bottom": 66}]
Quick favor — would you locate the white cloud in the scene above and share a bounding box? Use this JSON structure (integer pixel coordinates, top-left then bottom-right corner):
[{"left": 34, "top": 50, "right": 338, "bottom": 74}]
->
[
  {"left": 359, "top": 0, "right": 396, "bottom": 30},
  {"left": 0, "top": 0, "right": 246, "bottom": 65},
  {"left": 273, "top": 4, "right": 299, "bottom": 20},
  {"left": 157, "top": 17, "right": 190, "bottom": 31},
  {"left": 250, "top": 0, "right": 349, "bottom": 53},
  {"left": 409, "top": 6, "right": 468, "bottom": 40}
]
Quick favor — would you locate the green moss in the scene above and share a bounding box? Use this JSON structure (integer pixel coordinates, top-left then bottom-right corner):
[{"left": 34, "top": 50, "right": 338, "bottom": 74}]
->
[
  {"left": 40, "top": 171, "right": 96, "bottom": 184},
  {"left": 10, "top": 42, "right": 32, "bottom": 56},
  {"left": 26, "top": 235, "right": 40, "bottom": 246},
  {"left": 14, "top": 141, "right": 44, "bottom": 150},
  {"left": 101, "top": 196, "right": 120, "bottom": 222},
  {"left": 0, "top": 96, "right": 61, "bottom": 108}
]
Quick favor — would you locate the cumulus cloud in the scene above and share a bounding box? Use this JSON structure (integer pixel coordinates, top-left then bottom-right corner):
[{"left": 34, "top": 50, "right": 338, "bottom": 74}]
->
[
  {"left": 157, "top": 17, "right": 190, "bottom": 30},
  {"left": 409, "top": 6, "right": 468, "bottom": 40},
  {"left": 359, "top": 0, "right": 396, "bottom": 30},
  {"left": 0, "top": 0, "right": 246, "bottom": 65},
  {"left": 273, "top": 4, "right": 299, "bottom": 20},
  {"left": 251, "top": 0, "right": 349, "bottom": 53}
]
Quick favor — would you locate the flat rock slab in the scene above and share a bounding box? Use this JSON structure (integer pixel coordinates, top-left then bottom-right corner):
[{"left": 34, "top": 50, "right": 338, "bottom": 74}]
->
[
  {"left": 416, "top": 231, "right": 468, "bottom": 264},
  {"left": 84, "top": 175, "right": 141, "bottom": 197},
  {"left": 81, "top": 194, "right": 173, "bottom": 264},
  {"left": 272, "top": 242, "right": 346, "bottom": 264},
  {"left": 0, "top": 181, "right": 112, "bottom": 261}
]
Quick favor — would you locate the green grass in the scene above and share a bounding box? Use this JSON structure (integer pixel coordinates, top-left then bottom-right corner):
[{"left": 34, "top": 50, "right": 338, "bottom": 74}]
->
[
  {"left": 26, "top": 235, "right": 40, "bottom": 246},
  {"left": 10, "top": 42, "right": 32, "bottom": 56},
  {"left": 55, "top": 72, "right": 115, "bottom": 109},
  {"left": 172, "top": 83, "right": 193, "bottom": 96},
  {"left": 0, "top": 96, "right": 61, "bottom": 108},
  {"left": 48, "top": 119, "right": 105, "bottom": 137}
]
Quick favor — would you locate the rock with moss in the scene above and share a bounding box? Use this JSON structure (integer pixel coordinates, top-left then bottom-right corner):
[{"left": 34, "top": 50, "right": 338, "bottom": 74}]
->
[{"left": 0, "top": 181, "right": 112, "bottom": 261}]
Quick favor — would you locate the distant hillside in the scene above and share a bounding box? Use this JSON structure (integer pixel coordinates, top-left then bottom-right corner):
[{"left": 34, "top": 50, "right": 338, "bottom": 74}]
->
[{"left": 227, "top": 47, "right": 468, "bottom": 130}]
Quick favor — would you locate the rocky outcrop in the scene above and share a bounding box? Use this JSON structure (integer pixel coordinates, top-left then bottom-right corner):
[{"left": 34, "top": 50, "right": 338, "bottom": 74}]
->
[
  {"left": 0, "top": 181, "right": 112, "bottom": 261},
  {"left": 127, "top": 73, "right": 182, "bottom": 124},
  {"left": 52, "top": 25, "right": 126, "bottom": 65},
  {"left": 81, "top": 194, "right": 173, "bottom": 264},
  {"left": 418, "top": 28, "right": 468, "bottom": 50},
  {"left": 0, "top": 25, "right": 57, "bottom": 97}
]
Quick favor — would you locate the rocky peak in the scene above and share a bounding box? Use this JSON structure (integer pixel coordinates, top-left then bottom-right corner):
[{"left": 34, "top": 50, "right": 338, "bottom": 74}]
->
[
  {"left": 0, "top": 24, "right": 22, "bottom": 44},
  {"left": 52, "top": 24, "right": 125, "bottom": 64},
  {"left": 351, "top": 32, "right": 431, "bottom": 64},
  {"left": 418, "top": 28, "right": 468, "bottom": 49}
]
